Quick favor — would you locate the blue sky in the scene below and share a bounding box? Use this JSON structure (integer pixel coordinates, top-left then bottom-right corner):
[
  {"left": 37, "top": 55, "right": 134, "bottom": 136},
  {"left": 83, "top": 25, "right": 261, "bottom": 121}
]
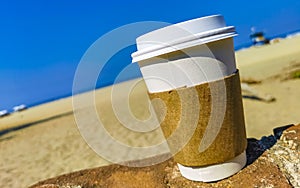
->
[{"left": 1, "top": 0, "right": 300, "bottom": 110}]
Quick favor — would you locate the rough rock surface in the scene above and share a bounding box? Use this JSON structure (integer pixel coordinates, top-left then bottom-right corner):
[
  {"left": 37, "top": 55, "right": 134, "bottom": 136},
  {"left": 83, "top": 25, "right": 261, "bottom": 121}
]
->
[
  {"left": 30, "top": 124, "right": 299, "bottom": 188},
  {"left": 268, "top": 125, "right": 300, "bottom": 187}
]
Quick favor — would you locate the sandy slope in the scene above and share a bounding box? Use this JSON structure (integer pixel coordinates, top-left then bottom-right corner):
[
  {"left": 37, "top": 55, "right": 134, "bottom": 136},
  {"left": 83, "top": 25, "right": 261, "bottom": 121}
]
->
[
  {"left": 0, "top": 35, "right": 299, "bottom": 187},
  {"left": 236, "top": 35, "right": 300, "bottom": 138}
]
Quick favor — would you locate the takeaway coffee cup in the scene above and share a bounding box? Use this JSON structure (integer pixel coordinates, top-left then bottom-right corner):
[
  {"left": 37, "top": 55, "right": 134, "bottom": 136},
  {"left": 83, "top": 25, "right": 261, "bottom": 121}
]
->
[{"left": 131, "top": 15, "right": 247, "bottom": 182}]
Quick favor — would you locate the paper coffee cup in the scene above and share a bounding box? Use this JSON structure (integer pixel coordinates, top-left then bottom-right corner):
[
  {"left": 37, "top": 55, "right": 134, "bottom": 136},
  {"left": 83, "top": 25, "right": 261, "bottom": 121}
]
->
[{"left": 132, "top": 15, "right": 247, "bottom": 182}]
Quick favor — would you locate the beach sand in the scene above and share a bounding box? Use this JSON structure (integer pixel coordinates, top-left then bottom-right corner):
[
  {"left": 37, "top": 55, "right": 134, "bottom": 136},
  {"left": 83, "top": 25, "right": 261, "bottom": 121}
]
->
[{"left": 0, "top": 35, "right": 299, "bottom": 188}]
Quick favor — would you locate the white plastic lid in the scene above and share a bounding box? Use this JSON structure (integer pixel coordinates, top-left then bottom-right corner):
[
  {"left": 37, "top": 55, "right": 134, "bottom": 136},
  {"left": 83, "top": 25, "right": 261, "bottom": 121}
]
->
[{"left": 132, "top": 15, "right": 236, "bottom": 63}]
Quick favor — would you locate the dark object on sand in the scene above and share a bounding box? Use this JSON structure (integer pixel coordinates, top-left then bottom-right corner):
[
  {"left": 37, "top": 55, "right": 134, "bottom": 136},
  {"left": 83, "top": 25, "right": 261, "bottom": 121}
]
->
[{"left": 250, "top": 31, "right": 270, "bottom": 46}]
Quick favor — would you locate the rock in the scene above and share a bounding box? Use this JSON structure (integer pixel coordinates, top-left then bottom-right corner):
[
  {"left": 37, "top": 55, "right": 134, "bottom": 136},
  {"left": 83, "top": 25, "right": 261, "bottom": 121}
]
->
[
  {"left": 30, "top": 124, "right": 300, "bottom": 188},
  {"left": 268, "top": 125, "right": 300, "bottom": 187}
]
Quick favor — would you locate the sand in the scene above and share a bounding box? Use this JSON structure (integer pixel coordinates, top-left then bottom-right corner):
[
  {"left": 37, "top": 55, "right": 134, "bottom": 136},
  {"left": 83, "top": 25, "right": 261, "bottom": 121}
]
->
[
  {"left": 236, "top": 35, "right": 300, "bottom": 138},
  {"left": 0, "top": 35, "right": 299, "bottom": 188}
]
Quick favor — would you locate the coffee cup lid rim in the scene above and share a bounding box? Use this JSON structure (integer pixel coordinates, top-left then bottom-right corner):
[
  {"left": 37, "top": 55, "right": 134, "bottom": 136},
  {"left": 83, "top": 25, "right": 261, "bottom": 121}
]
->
[{"left": 132, "top": 15, "right": 236, "bottom": 63}]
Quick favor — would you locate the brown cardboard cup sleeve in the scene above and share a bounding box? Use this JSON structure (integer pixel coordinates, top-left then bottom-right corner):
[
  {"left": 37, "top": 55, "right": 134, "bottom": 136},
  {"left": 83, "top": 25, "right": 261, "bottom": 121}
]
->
[{"left": 148, "top": 70, "right": 247, "bottom": 167}]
